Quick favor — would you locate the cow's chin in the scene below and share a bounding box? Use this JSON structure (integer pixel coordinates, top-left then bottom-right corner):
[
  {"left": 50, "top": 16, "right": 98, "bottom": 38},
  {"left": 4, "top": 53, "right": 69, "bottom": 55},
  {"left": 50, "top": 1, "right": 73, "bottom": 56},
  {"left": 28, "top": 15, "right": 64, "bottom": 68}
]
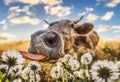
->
[{"left": 19, "top": 51, "right": 47, "bottom": 61}]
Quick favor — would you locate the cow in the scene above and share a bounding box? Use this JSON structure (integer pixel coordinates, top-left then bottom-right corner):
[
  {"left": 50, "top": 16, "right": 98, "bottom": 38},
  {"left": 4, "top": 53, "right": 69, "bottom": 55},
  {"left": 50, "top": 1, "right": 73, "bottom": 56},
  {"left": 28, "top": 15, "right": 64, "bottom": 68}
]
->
[{"left": 20, "top": 16, "right": 99, "bottom": 62}]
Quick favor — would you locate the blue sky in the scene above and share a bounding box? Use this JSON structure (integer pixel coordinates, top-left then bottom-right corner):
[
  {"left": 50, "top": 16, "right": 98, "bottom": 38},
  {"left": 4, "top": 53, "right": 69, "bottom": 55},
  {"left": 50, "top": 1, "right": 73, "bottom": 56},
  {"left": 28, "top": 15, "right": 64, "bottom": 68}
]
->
[{"left": 0, "top": 0, "right": 120, "bottom": 41}]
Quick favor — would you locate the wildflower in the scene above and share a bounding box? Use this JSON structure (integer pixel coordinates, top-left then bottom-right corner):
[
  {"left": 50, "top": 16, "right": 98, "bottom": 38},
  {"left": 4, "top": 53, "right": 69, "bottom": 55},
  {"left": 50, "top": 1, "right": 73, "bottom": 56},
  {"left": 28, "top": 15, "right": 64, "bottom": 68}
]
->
[
  {"left": 68, "top": 59, "right": 80, "bottom": 71},
  {"left": 59, "top": 54, "right": 73, "bottom": 64},
  {"left": 50, "top": 66, "right": 63, "bottom": 79},
  {"left": 81, "top": 53, "right": 93, "bottom": 64},
  {"left": 29, "top": 73, "right": 41, "bottom": 82},
  {"left": 1, "top": 50, "right": 24, "bottom": 82},
  {"left": 90, "top": 60, "right": 119, "bottom": 82},
  {"left": 13, "top": 78, "right": 22, "bottom": 82},
  {"left": 10, "top": 65, "right": 23, "bottom": 76},
  {"left": 116, "top": 61, "right": 120, "bottom": 78},
  {"left": 0, "top": 65, "right": 8, "bottom": 76},
  {"left": 74, "top": 69, "right": 89, "bottom": 79},
  {"left": 27, "top": 61, "right": 41, "bottom": 73},
  {"left": 21, "top": 67, "right": 29, "bottom": 80},
  {"left": 116, "top": 61, "right": 120, "bottom": 69},
  {"left": 1, "top": 50, "right": 25, "bottom": 67},
  {"left": 27, "top": 61, "right": 41, "bottom": 82}
]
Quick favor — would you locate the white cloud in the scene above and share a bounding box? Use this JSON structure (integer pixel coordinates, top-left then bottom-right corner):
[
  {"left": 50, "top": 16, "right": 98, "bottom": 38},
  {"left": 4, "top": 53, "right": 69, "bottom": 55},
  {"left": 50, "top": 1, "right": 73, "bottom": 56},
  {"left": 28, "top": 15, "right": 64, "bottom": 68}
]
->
[
  {"left": 41, "top": 0, "right": 62, "bottom": 6},
  {"left": 44, "top": 5, "right": 72, "bottom": 17},
  {"left": 85, "top": 7, "right": 94, "bottom": 12},
  {"left": 3, "top": 24, "right": 7, "bottom": 30},
  {"left": 5, "top": 0, "right": 62, "bottom": 6},
  {"left": 113, "top": 29, "right": 120, "bottom": 33},
  {"left": 115, "top": 36, "right": 120, "bottom": 39},
  {"left": 97, "top": 24, "right": 120, "bottom": 33},
  {"left": 101, "top": 12, "right": 114, "bottom": 21},
  {"left": 97, "top": 24, "right": 112, "bottom": 32},
  {"left": 10, "top": 16, "right": 41, "bottom": 25},
  {"left": 86, "top": 13, "right": 99, "bottom": 22},
  {"left": 97, "top": 0, "right": 120, "bottom": 7},
  {"left": 8, "top": 6, "right": 32, "bottom": 19},
  {"left": 0, "top": 32, "right": 15, "bottom": 39},
  {"left": 0, "top": 19, "right": 8, "bottom": 30},
  {"left": 78, "top": 7, "right": 94, "bottom": 16},
  {"left": 0, "top": 19, "right": 6, "bottom": 24}
]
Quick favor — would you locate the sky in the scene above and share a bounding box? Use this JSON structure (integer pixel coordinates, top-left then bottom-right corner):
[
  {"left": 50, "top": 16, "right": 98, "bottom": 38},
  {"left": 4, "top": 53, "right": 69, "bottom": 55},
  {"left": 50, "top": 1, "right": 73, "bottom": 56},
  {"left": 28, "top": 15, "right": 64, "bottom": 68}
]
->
[{"left": 0, "top": 0, "right": 120, "bottom": 41}]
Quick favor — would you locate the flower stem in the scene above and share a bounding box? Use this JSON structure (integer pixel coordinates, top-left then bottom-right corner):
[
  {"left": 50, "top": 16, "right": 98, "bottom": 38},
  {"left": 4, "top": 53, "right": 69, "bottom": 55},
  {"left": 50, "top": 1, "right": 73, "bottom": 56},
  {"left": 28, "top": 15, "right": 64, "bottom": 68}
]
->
[
  {"left": 83, "top": 69, "right": 87, "bottom": 82},
  {"left": 62, "top": 69, "right": 65, "bottom": 82},
  {"left": 105, "top": 78, "right": 107, "bottom": 82},
  {"left": 34, "top": 70, "right": 37, "bottom": 82},
  {"left": 86, "top": 64, "right": 90, "bottom": 81},
  {"left": 3, "top": 66, "right": 10, "bottom": 82}
]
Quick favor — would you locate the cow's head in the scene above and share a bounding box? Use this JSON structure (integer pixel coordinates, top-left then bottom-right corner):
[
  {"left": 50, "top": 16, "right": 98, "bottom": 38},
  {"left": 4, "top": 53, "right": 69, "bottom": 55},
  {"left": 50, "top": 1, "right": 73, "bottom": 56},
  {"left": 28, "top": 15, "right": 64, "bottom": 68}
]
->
[{"left": 20, "top": 16, "right": 99, "bottom": 61}]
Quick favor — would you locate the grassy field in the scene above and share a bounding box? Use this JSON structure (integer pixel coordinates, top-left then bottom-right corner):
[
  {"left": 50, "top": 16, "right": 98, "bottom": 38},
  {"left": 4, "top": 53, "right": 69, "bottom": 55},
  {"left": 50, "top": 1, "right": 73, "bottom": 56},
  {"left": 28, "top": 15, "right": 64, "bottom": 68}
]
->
[
  {"left": 0, "top": 39, "right": 120, "bottom": 81},
  {"left": 0, "top": 39, "right": 120, "bottom": 60},
  {"left": 0, "top": 39, "right": 30, "bottom": 54}
]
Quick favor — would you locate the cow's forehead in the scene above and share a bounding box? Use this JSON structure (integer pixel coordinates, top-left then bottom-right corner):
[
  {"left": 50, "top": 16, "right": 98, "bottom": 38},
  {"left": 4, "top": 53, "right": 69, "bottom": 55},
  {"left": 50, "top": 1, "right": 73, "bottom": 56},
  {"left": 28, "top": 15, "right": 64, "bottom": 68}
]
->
[{"left": 49, "top": 20, "right": 71, "bottom": 26}]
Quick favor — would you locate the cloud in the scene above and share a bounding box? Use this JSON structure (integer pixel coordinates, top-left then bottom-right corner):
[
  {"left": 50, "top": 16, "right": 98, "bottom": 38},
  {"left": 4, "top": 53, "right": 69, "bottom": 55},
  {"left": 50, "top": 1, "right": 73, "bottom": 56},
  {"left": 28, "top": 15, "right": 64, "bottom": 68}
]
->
[
  {"left": 0, "top": 19, "right": 6, "bottom": 24},
  {"left": 101, "top": 12, "right": 114, "bottom": 21},
  {"left": 5, "top": 0, "right": 62, "bottom": 6},
  {"left": 0, "top": 32, "right": 15, "bottom": 40},
  {"left": 97, "top": 24, "right": 112, "bottom": 32},
  {"left": 85, "top": 7, "right": 94, "bottom": 12},
  {"left": 10, "top": 16, "right": 40, "bottom": 25},
  {"left": 41, "top": 0, "right": 62, "bottom": 6},
  {"left": 44, "top": 5, "right": 72, "bottom": 17},
  {"left": 86, "top": 13, "right": 99, "bottom": 22},
  {"left": 97, "top": 24, "right": 120, "bottom": 33},
  {"left": 97, "top": 0, "right": 120, "bottom": 7},
  {"left": 0, "top": 19, "right": 8, "bottom": 30},
  {"left": 115, "top": 36, "right": 120, "bottom": 39},
  {"left": 78, "top": 7, "right": 94, "bottom": 16},
  {"left": 8, "top": 6, "right": 32, "bottom": 19},
  {"left": 113, "top": 29, "right": 120, "bottom": 33},
  {"left": 5, "top": 0, "right": 41, "bottom": 5},
  {"left": 3, "top": 25, "right": 7, "bottom": 30}
]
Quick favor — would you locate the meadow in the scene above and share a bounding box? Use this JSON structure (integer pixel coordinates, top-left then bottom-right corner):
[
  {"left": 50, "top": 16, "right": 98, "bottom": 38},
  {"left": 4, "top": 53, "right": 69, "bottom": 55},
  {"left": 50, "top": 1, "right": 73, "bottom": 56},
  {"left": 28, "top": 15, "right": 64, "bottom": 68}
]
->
[
  {"left": 0, "top": 39, "right": 120, "bottom": 82},
  {"left": 0, "top": 39, "right": 120, "bottom": 60}
]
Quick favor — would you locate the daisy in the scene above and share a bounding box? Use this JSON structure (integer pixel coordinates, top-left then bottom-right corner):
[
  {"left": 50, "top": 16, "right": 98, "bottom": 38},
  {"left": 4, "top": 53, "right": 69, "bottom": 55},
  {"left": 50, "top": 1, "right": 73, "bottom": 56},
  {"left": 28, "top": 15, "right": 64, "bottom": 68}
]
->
[
  {"left": 1, "top": 50, "right": 24, "bottom": 82},
  {"left": 27, "top": 61, "right": 41, "bottom": 73},
  {"left": 116, "top": 61, "right": 120, "bottom": 69},
  {"left": 10, "top": 65, "right": 23, "bottom": 76},
  {"left": 50, "top": 66, "right": 63, "bottom": 79},
  {"left": 74, "top": 69, "right": 89, "bottom": 79},
  {"left": 21, "top": 67, "right": 29, "bottom": 80},
  {"left": 81, "top": 53, "right": 93, "bottom": 65},
  {"left": 13, "top": 78, "right": 22, "bottom": 82},
  {"left": 68, "top": 59, "right": 80, "bottom": 71},
  {"left": 0, "top": 64, "right": 8, "bottom": 76},
  {"left": 1, "top": 50, "right": 25, "bottom": 66},
  {"left": 29, "top": 73, "right": 41, "bottom": 82},
  {"left": 116, "top": 61, "right": 120, "bottom": 78},
  {"left": 90, "top": 60, "right": 119, "bottom": 82},
  {"left": 27, "top": 61, "right": 41, "bottom": 82}
]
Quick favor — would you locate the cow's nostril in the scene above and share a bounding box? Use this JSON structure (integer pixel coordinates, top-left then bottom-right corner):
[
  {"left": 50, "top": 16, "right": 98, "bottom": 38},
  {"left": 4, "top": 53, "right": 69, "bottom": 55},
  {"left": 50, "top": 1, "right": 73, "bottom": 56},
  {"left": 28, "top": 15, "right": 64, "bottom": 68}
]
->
[{"left": 44, "top": 37, "right": 57, "bottom": 47}]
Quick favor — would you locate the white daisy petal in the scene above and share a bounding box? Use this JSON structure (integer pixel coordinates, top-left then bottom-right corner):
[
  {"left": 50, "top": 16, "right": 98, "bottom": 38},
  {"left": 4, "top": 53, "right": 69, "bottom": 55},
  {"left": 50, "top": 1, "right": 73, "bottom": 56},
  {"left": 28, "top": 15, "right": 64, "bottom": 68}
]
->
[
  {"left": 90, "top": 60, "right": 119, "bottom": 81},
  {"left": 1, "top": 50, "right": 25, "bottom": 67}
]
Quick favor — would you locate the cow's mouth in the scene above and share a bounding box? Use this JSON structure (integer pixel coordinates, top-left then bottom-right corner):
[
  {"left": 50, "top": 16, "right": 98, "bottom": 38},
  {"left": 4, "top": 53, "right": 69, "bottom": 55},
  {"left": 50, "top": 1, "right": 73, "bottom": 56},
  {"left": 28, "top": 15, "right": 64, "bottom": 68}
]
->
[{"left": 19, "top": 51, "right": 46, "bottom": 61}]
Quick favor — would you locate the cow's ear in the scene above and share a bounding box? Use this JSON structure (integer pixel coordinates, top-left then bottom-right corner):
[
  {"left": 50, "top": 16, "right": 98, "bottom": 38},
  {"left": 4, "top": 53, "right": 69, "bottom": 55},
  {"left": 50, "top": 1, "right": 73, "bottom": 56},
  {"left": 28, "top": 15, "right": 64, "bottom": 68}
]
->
[{"left": 74, "top": 23, "right": 94, "bottom": 35}]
